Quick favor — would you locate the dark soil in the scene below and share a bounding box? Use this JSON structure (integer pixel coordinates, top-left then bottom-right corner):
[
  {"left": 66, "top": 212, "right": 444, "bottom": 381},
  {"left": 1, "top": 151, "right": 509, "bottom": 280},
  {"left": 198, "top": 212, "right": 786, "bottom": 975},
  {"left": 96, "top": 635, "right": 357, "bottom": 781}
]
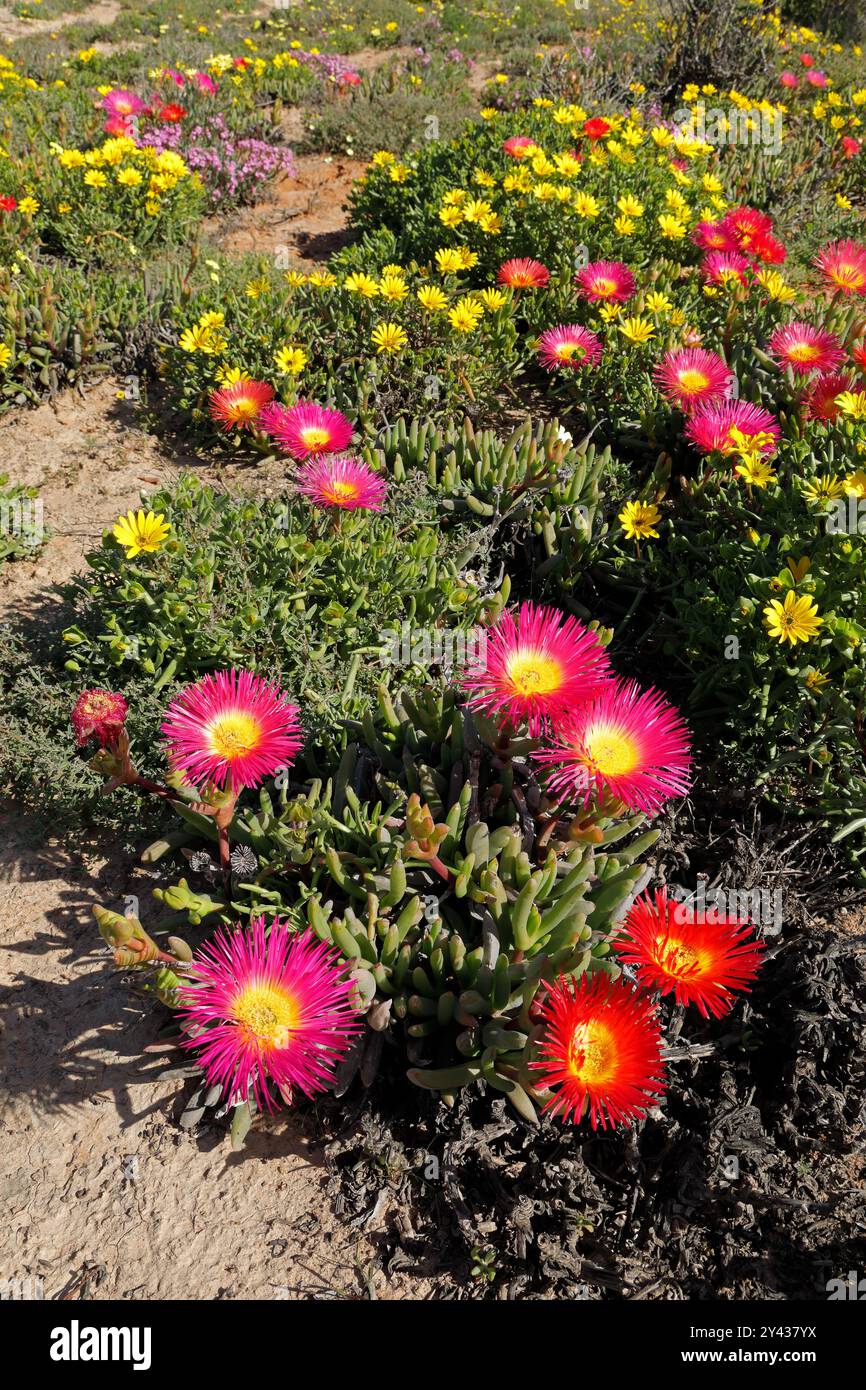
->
[{"left": 318, "top": 803, "right": 866, "bottom": 1300}]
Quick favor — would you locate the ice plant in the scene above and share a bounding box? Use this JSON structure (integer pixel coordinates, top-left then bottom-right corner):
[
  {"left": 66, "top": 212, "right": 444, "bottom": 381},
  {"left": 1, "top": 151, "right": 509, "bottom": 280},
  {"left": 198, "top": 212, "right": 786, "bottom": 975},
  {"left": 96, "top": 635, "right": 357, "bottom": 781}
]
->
[
  {"left": 460, "top": 601, "right": 612, "bottom": 737},
  {"left": 617, "top": 888, "right": 765, "bottom": 1019},
  {"left": 806, "top": 372, "right": 861, "bottom": 419},
  {"left": 496, "top": 257, "right": 550, "bottom": 289},
  {"left": 653, "top": 347, "right": 733, "bottom": 411},
  {"left": 537, "top": 323, "right": 602, "bottom": 371},
  {"left": 101, "top": 88, "right": 146, "bottom": 120},
  {"left": 259, "top": 401, "right": 353, "bottom": 459},
  {"left": 685, "top": 401, "right": 780, "bottom": 457},
  {"left": 691, "top": 220, "right": 739, "bottom": 253},
  {"left": 294, "top": 454, "right": 387, "bottom": 512},
  {"left": 701, "top": 250, "right": 750, "bottom": 285},
  {"left": 763, "top": 591, "right": 823, "bottom": 645},
  {"left": 177, "top": 918, "right": 360, "bottom": 1110},
  {"left": 502, "top": 135, "right": 539, "bottom": 159},
  {"left": 574, "top": 259, "right": 635, "bottom": 302},
  {"left": 619, "top": 500, "right": 661, "bottom": 540},
  {"left": 111, "top": 509, "right": 171, "bottom": 558},
  {"left": 815, "top": 239, "right": 866, "bottom": 296},
  {"left": 534, "top": 680, "right": 691, "bottom": 814},
  {"left": 208, "top": 379, "right": 274, "bottom": 432},
  {"left": 71, "top": 688, "right": 128, "bottom": 748},
  {"left": 530, "top": 972, "right": 666, "bottom": 1129},
  {"left": 162, "top": 668, "right": 302, "bottom": 793},
  {"left": 767, "top": 322, "right": 844, "bottom": 376}
]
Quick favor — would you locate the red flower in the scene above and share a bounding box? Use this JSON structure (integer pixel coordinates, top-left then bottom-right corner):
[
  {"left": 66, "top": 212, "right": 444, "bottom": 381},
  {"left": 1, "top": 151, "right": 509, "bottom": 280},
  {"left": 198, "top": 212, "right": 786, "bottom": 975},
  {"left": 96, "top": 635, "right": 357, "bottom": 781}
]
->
[
  {"left": 71, "top": 689, "right": 128, "bottom": 748},
  {"left": 617, "top": 887, "right": 765, "bottom": 1019},
  {"left": 530, "top": 972, "right": 666, "bottom": 1129},
  {"left": 582, "top": 117, "right": 610, "bottom": 140},
  {"left": 842, "top": 136, "right": 861, "bottom": 159},
  {"left": 158, "top": 103, "right": 186, "bottom": 123},
  {"left": 0, "top": 195, "right": 17, "bottom": 212}
]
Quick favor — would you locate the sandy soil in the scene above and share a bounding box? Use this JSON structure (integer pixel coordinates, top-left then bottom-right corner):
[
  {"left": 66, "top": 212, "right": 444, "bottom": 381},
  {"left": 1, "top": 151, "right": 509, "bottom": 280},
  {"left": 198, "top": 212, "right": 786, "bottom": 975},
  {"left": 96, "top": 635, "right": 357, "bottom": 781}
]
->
[{"left": 205, "top": 153, "right": 367, "bottom": 264}]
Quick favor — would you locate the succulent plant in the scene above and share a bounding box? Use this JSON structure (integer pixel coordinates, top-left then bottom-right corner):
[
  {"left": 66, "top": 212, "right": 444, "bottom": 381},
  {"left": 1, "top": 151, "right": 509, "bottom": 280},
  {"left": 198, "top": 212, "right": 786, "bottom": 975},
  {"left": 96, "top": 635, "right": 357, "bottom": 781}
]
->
[{"left": 130, "top": 683, "right": 658, "bottom": 1122}]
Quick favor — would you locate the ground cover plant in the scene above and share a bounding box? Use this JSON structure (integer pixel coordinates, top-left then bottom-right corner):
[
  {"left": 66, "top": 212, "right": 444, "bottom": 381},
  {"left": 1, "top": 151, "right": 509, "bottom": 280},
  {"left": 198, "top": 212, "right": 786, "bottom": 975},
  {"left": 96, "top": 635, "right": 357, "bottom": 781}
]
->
[{"left": 0, "top": 0, "right": 864, "bottom": 1307}]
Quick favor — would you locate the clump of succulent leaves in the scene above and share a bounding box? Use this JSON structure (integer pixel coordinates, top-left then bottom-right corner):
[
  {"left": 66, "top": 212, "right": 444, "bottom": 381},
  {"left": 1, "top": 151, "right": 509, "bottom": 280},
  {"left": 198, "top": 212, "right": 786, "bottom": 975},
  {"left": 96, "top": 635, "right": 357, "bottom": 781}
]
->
[
  {"left": 362, "top": 415, "right": 625, "bottom": 596},
  {"left": 98, "top": 683, "right": 658, "bottom": 1130}
]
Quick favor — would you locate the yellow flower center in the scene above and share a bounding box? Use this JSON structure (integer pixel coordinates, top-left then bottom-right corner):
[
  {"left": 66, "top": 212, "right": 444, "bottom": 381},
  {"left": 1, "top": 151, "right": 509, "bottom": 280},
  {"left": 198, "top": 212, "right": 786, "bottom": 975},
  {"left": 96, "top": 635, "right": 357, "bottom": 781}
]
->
[
  {"left": 506, "top": 649, "right": 563, "bottom": 696},
  {"left": 583, "top": 722, "right": 640, "bottom": 776},
  {"left": 322, "top": 478, "right": 359, "bottom": 503},
  {"left": 556, "top": 342, "right": 586, "bottom": 361},
  {"left": 567, "top": 1020, "right": 617, "bottom": 1086},
  {"left": 207, "top": 711, "right": 262, "bottom": 761},
  {"left": 787, "top": 342, "right": 821, "bottom": 362},
  {"left": 833, "top": 264, "right": 865, "bottom": 290},
  {"left": 232, "top": 982, "right": 298, "bottom": 1049},
  {"left": 654, "top": 934, "right": 700, "bottom": 977},
  {"left": 592, "top": 277, "right": 617, "bottom": 296},
  {"left": 677, "top": 368, "right": 710, "bottom": 394},
  {"left": 228, "top": 396, "right": 260, "bottom": 421},
  {"left": 301, "top": 426, "right": 331, "bottom": 450}
]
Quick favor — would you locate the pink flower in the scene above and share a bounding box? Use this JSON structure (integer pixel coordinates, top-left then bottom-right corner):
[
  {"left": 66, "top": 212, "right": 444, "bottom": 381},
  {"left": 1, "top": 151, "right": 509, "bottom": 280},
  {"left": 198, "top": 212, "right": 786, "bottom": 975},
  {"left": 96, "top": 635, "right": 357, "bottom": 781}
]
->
[
  {"left": 162, "top": 669, "right": 302, "bottom": 793},
  {"left": 814, "top": 239, "right": 866, "bottom": 296},
  {"left": 259, "top": 401, "right": 354, "bottom": 459},
  {"left": 208, "top": 379, "right": 275, "bottom": 432},
  {"left": 779, "top": 71, "right": 798, "bottom": 89},
  {"left": 575, "top": 259, "right": 635, "bottom": 303},
  {"left": 701, "top": 250, "right": 750, "bottom": 285},
  {"left": 685, "top": 401, "right": 781, "bottom": 457},
  {"left": 460, "top": 602, "right": 612, "bottom": 737},
  {"left": 537, "top": 323, "right": 602, "bottom": 371},
  {"left": 178, "top": 918, "right": 360, "bottom": 1110},
  {"left": 767, "top": 321, "right": 844, "bottom": 376},
  {"left": 294, "top": 454, "right": 387, "bottom": 511},
  {"left": 533, "top": 680, "right": 692, "bottom": 815},
  {"left": 101, "top": 88, "right": 146, "bottom": 120},
  {"left": 653, "top": 348, "right": 733, "bottom": 411},
  {"left": 71, "top": 688, "right": 128, "bottom": 747},
  {"left": 502, "top": 135, "right": 539, "bottom": 159}
]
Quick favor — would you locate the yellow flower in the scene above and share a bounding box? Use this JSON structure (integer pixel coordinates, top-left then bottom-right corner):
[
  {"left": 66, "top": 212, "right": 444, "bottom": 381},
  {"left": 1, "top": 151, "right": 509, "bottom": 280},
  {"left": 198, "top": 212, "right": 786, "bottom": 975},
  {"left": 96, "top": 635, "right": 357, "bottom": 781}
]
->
[
  {"left": 845, "top": 469, "right": 866, "bottom": 498},
  {"left": 111, "top": 509, "right": 170, "bottom": 559},
  {"left": 0, "top": 343, "right": 11, "bottom": 370},
  {"left": 447, "top": 297, "right": 484, "bottom": 333},
  {"left": 435, "top": 248, "right": 467, "bottom": 274},
  {"left": 619, "top": 500, "right": 661, "bottom": 540},
  {"left": 763, "top": 591, "right": 823, "bottom": 646},
  {"left": 116, "top": 166, "right": 143, "bottom": 186},
  {"left": 439, "top": 205, "right": 464, "bottom": 228},
  {"left": 618, "top": 316, "right": 655, "bottom": 345},
  {"left": 284, "top": 270, "right": 307, "bottom": 289},
  {"left": 836, "top": 390, "right": 866, "bottom": 420},
  {"left": 658, "top": 213, "right": 687, "bottom": 239},
  {"left": 417, "top": 285, "right": 448, "bottom": 312},
  {"left": 754, "top": 269, "right": 796, "bottom": 304},
  {"left": 616, "top": 194, "right": 644, "bottom": 218},
  {"left": 479, "top": 287, "right": 507, "bottom": 311},
  {"left": 17, "top": 195, "right": 39, "bottom": 214},
  {"left": 307, "top": 269, "right": 337, "bottom": 288},
  {"left": 83, "top": 171, "right": 107, "bottom": 188},
  {"left": 245, "top": 277, "right": 270, "bottom": 299},
  {"left": 274, "top": 345, "right": 308, "bottom": 375},
  {"left": 614, "top": 217, "right": 635, "bottom": 235},
  {"left": 455, "top": 247, "right": 478, "bottom": 270},
  {"left": 340, "top": 269, "right": 380, "bottom": 298},
  {"left": 371, "top": 321, "right": 408, "bottom": 353},
  {"left": 378, "top": 272, "right": 408, "bottom": 302},
  {"left": 735, "top": 457, "right": 777, "bottom": 488},
  {"left": 178, "top": 324, "right": 212, "bottom": 352},
  {"left": 804, "top": 668, "right": 829, "bottom": 692},
  {"left": 371, "top": 150, "right": 395, "bottom": 166},
  {"left": 214, "top": 366, "right": 252, "bottom": 386},
  {"left": 573, "top": 191, "right": 601, "bottom": 218},
  {"left": 645, "top": 291, "right": 673, "bottom": 315},
  {"left": 802, "top": 472, "right": 846, "bottom": 504}
]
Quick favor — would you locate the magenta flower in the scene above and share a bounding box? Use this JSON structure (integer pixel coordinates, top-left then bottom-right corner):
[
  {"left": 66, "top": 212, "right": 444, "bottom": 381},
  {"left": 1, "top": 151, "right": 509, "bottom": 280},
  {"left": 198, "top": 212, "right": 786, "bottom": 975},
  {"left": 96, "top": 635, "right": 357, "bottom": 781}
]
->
[
  {"left": 260, "top": 401, "right": 354, "bottom": 460},
  {"left": 538, "top": 324, "right": 602, "bottom": 371},
  {"left": 178, "top": 918, "right": 361, "bottom": 1110},
  {"left": 294, "top": 454, "right": 387, "bottom": 511},
  {"left": 162, "top": 669, "right": 302, "bottom": 793},
  {"left": 685, "top": 400, "right": 781, "bottom": 457}
]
